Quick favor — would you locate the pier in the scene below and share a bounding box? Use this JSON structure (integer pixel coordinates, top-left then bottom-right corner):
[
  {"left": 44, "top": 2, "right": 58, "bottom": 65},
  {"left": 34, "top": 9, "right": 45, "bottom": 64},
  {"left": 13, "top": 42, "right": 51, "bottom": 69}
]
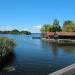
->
[{"left": 48, "top": 63, "right": 75, "bottom": 75}]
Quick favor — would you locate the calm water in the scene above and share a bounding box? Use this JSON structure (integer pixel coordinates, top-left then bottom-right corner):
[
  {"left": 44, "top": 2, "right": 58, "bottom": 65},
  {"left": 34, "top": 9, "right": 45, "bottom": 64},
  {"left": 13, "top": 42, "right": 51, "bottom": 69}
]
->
[{"left": 0, "top": 34, "right": 75, "bottom": 75}]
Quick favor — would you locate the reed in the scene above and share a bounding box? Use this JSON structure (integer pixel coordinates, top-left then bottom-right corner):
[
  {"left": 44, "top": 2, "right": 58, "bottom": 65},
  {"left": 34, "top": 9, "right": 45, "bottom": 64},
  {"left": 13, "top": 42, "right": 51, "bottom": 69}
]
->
[{"left": 0, "top": 37, "right": 16, "bottom": 57}]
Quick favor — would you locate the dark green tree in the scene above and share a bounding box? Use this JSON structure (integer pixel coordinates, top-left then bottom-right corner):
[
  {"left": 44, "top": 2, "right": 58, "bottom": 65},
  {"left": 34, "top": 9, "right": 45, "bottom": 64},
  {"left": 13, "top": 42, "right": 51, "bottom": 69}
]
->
[
  {"left": 11, "top": 29, "right": 19, "bottom": 34},
  {"left": 51, "top": 19, "right": 62, "bottom": 32}
]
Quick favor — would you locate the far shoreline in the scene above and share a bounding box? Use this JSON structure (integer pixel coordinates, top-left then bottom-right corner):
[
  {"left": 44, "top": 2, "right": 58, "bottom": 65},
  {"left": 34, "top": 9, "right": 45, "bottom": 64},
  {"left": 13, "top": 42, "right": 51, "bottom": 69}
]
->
[{"left": 0, "top": 29, "right": 31, "bottom": 35}]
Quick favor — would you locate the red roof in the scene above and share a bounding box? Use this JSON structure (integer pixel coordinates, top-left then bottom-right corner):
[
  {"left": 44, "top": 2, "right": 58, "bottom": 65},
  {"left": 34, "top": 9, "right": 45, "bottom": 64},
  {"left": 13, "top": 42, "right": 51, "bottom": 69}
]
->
[
  {"left": 56, "top": 32, "right": 75, "bottom": 36},
  {"left": 47, "top": 32, "right": 75, "bottom": 36},
  {"left": 47, "top": 32, "right": 54, "bottom": 36}
]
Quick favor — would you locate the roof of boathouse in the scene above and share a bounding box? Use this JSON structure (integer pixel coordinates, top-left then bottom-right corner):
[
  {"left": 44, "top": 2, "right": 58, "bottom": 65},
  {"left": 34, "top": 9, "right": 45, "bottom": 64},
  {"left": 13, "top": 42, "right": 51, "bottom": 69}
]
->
[
  {"left": 56, "top": 32, "right": 75, "bottom": 36},
  {"left": 47, "top": 32, "right": 54, "bottom": 36},
  {"left": 47, "top": 32, "right": 75, "bottom": 36}
]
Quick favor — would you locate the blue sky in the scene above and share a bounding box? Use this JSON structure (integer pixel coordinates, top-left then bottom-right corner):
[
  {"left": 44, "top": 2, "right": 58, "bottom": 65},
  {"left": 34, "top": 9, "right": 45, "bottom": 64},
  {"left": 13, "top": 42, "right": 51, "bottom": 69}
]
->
[{"left": 0, "top": 0, "right": 75, "bottom": 33}]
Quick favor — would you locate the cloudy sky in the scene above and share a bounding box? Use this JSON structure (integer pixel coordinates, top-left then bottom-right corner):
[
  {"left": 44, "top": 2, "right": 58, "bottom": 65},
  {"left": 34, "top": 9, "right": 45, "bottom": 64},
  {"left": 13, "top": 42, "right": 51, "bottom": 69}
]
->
[{"left": 0, "top": 0, "right": 75, "bottom": 33}]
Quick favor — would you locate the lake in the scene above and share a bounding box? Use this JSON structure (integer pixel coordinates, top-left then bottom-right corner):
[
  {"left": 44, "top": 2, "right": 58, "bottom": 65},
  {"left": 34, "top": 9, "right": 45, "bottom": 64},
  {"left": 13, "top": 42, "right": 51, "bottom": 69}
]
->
[{"left": 0, "top": 34, "right": 75, "bottom": 75}]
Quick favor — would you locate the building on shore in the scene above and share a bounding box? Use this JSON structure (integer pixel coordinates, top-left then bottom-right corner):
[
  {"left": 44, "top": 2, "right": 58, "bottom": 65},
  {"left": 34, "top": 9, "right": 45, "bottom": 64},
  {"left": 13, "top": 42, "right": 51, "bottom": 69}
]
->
[{"left": 46, "top": 32, "right": 75, "bottom": 39}]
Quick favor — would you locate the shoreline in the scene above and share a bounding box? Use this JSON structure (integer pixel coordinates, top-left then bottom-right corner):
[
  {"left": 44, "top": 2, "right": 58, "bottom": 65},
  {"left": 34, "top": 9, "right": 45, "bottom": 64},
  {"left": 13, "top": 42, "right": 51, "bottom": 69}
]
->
[{"left": 41, "top": 38, "right": 75, "bottom": 44}]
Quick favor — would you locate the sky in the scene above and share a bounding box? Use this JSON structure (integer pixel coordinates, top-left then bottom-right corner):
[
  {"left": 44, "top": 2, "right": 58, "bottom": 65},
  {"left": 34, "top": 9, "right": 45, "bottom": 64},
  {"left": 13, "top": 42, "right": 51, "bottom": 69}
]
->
[{"left": 0, "top": 0, "right": 75, "bottom": 33}]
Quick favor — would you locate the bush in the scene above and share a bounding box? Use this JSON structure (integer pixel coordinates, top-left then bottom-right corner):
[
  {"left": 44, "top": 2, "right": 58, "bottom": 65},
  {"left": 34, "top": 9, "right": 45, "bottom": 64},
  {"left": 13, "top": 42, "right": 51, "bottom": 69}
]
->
[{"left": 0, "top": 37, "right": 16, "bottom": 57}]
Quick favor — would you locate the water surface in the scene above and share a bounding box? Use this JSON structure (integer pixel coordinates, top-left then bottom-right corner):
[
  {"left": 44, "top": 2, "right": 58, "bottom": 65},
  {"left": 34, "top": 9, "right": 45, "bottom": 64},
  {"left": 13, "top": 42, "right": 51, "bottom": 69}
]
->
[{"left": 0, "top": 34, "right": 75, "bottom": 75}]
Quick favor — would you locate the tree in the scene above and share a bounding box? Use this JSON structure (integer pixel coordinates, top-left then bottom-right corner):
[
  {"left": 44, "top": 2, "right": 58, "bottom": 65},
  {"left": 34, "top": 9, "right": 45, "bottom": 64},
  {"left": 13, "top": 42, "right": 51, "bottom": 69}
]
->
[
  {"left": 20, "top": 31, "right": 31, "bottom": 35},
  {"left": 63, "top": 20, "right": 75, "bottom": 32},
  {"left": 40, "top": 24, "right": 51, "bottom": 32},
  {"left": 11, "top": 29, "right": 19, "bottom": 34},
  {"left": 53, "top": 19, "right": 59, "bottom": 26},
  {"left": 40, "top": 24, "right": 51, "bottom": 38},
  {"left": 51, "top": 19, "right": 62, "bottom": 32},
  {"left": 63, "top": 24, "right": 75, "bottom": 32},
  {"left": 63, "top": 20, "right": 74, "bottom": 26}
]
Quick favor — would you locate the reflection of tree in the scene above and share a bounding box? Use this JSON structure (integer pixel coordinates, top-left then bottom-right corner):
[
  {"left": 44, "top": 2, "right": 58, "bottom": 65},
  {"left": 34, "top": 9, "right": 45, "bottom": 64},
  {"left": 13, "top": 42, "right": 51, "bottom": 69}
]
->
[
  {"left": 40, "top": 41, "right": 50, "bottom": 51},
  {"left": 50, "top": 43, "right": 59, "bottom": 61},
  {"left": 41, "top": 40, "right": 75, "bottom": 64},
  {"left": 0, "top": 52, "right": 16, "bottom": 70},
  {"left": 51, "top": 44, "right": 75, "bottom": 55},
  {"left": 41, "top": 40, "right": 75, "bottom": 54},
  {"left": 59, "top": 45, "right": 75, "bottom": 54}
]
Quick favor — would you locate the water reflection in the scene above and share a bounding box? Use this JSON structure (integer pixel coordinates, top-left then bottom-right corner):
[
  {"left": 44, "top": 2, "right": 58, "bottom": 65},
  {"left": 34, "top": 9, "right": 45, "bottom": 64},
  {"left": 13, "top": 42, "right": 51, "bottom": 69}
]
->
[
  {"left": 49, "top": 43, "right": 75, "bottom": 54},
  {"left": 57, "top": 44, "right": 75, "bottom": 54},
  {"left": 0, "top": 52, "right": 16, "bottom": 71},
  {"left": 0, "top": 34, "right": 75, "bottom": 74},
  {"left": 41, "top": 41, "right": 75, "bottom": 64}
]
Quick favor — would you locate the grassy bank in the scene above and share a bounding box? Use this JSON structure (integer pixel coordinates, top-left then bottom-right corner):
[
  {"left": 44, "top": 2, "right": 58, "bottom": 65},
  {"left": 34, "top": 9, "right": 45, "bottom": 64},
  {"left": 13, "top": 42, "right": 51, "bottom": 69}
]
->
[{"left": 0, "top": 37, "right": 16, "bottom": 58}]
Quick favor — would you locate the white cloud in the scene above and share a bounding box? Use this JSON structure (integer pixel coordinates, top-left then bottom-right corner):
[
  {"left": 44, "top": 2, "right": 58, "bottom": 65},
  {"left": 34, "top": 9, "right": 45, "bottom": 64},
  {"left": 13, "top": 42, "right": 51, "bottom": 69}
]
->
[
  {"left": 32, "top": 25, "right": 42, "bottom": 29},
  {"left": 30, "top": 25, "right": 42, "bottom": 33},
  {"left": 0, "top": 25, "right": 42, "bottom": 33}
]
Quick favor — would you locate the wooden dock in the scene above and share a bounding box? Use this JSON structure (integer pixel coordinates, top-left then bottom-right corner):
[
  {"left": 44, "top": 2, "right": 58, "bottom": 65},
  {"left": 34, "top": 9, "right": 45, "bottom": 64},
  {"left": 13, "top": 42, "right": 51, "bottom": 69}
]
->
[{"left": 48, "top": 63, "right": 75, "bottom": 75}]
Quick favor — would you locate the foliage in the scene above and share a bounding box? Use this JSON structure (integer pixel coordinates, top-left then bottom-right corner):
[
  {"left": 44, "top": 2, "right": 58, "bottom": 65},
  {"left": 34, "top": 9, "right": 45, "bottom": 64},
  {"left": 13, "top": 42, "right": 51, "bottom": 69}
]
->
[
  {"left": 63, "top": 24, "right": 75, "bottom": 32},
  {"left": 53, "top": 19, "right": 59, "bottom": 26},
  {"left": 63, "top": 20, "right": 75, "bottom": 32},
  {"left": 0, "top": 29, "right": 31, "bottom": 35},
  {"left": 10, "top": 29, "right": 19, "bottom": 34},
  {"left": 51, "top": 19, "right": 62, "bottom": 32},
  {"left": 63, "top": 20, "right": 74, "bottom": 27},
  {"left": 20, "top": 31, "right": 31, "bottom": 35},
  {"left": 0, "top": 37, "right": 16, "bottom": 57},
  {"left": 40, "top": 19, "right": 62, "bottom": 33},
  {"left": 40, "top": 24, "right": 51, "bottom": 32},
  {"left": 40, "top": 19, "right": 75, "bottom": 33}
]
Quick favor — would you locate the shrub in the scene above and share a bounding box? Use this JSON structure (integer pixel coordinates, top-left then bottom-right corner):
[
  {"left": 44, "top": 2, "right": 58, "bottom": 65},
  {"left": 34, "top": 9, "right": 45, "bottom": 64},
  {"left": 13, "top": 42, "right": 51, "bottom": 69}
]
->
[{"left": 0, "top": 37, "right": 16, "bottom": 57}]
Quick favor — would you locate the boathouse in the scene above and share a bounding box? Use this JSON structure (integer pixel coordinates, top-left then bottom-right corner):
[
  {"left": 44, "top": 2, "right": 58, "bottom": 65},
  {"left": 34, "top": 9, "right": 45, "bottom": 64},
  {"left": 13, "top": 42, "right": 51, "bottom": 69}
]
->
[
  {"left": 47, "top": 32, "right": 75, "bottom": 39},
  {"left": 46, "top": 32, "right": 54, "bottom": 39}
]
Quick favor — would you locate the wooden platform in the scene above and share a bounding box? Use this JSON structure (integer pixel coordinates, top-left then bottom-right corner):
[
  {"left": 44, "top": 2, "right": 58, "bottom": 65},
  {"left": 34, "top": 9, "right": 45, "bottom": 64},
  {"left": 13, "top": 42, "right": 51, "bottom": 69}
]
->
[
  {"left": 42, "top": 38, "right": 75, "bottom": 44},
  {"left": 48, "top": 63, "right": 75, "bottom": 75}
]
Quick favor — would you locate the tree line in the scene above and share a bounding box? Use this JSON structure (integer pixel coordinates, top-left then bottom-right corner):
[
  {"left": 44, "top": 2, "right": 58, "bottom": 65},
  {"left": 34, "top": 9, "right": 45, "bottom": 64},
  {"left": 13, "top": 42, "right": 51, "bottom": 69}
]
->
[
  {"left": 41, "top": 19, "right": 75, "bottom": 32},
  {"left": 0, "top": 29, "right": 31, "bottom": 35}
]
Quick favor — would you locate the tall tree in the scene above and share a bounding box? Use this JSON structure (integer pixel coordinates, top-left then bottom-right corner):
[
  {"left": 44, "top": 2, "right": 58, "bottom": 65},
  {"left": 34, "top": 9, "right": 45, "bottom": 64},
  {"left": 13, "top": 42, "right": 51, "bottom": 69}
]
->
[
  {"left": 51, "top": 19, "right": 62, "bottom": 32},
  {"left": 53, "top": 19, "right": 59, "bottom": 26}
]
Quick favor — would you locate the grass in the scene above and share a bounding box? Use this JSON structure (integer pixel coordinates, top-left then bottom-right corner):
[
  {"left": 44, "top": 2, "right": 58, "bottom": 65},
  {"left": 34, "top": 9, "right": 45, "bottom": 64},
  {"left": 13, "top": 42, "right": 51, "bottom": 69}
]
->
[{"left": 0, "top": 37, "right": 16, "bottom": 57}]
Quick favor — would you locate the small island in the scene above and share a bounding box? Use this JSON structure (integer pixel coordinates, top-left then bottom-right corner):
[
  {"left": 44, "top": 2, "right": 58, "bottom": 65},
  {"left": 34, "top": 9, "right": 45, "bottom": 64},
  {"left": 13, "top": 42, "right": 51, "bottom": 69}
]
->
[
  {"left": 0, "top": 29, "right": 31, "bottom": 35},
  {"left": 41, "top": 19, "right": 75, "bottom": 44}
]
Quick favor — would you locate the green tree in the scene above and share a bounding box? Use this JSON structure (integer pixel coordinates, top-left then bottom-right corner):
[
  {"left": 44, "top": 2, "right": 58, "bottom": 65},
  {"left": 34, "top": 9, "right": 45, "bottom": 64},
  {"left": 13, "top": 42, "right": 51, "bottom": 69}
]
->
[
  {"left": 53, "top": 19, "right": 59, "bottom": 26},
  {"left": 63, "top": 20, "right": 75, "bottom": 32},
  {"left": 11, "top": 29, "right": 19, "bottom": 34},
  {"left": 51, "top": 19, "right": 62, "bottom": 32},
  {"left": 20, "top": 31, "right": 31, "bottom": 35},
  {"left": 63, "top": 20, "right": 74, "bottom": 26},
  {"left": 40, "top": 24, "right": 51, "bottom": 38},
  {"left": 40, "top": 24, "right": 51, "bottom": 32}
]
